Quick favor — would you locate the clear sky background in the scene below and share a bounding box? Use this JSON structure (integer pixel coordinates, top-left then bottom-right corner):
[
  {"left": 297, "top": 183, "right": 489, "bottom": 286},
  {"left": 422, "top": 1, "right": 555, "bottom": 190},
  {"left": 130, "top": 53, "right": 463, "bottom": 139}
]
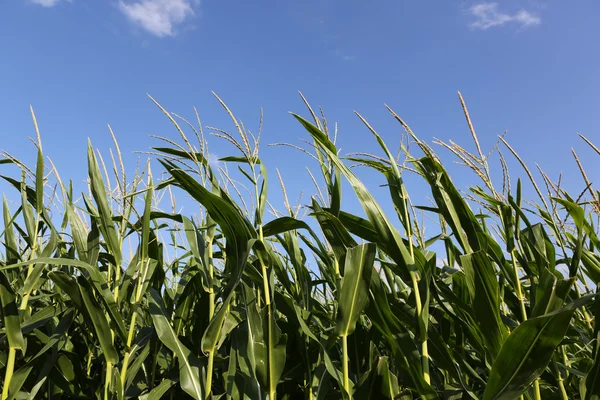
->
[{"left": 1, "top": 0, "right": 599, "bottom": 225}]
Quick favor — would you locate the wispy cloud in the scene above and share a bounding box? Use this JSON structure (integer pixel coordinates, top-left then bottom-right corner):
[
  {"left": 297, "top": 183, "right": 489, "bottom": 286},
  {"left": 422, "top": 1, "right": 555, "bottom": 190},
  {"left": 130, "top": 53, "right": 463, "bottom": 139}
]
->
[
  {"left": 207, "top": 153, "right": 221, "bottom": 167},
  {"left": 468, "top": 3, "right": 541, "bottom": 30},
  {"left": 29, "top": 0, "right": 63, "bottom": 7},
  {"left": 118, "top": 0, "right": 199, "bottom": 37}
]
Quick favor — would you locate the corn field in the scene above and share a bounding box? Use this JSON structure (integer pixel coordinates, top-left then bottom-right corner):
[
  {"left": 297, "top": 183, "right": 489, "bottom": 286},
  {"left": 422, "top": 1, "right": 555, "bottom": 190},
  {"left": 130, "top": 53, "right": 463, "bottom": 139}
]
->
[{"left": 1, "top": 92, "right": 600, "bottom": 399}]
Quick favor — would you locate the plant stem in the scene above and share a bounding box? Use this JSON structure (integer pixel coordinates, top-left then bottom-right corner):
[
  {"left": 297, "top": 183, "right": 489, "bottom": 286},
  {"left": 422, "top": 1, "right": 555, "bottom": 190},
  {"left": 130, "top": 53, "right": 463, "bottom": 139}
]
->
[
  {"left": 342, "top": 335, "right": 350, "bottom": 399},
  {"left": 557, "top": 375, "right": 568, "bottom": 400},
  {"left": 121, "top": 256, "right": 150, "bottom": 390},
  {"left": 120, "top": 310, "right": 139, "bottom": 388},
  {"left": 412, "top": 274, "right": 430, "bottom": 384},
  {"left": 208, "top": 238, "right": 215, "bottom": 320},
  {"left": 205, "top": 350, "right": 215, "bottom": 400},
  {"left": 114, "top": 263, "right": 121, "bottom": 302},
  {"left": 267, "top": 302, "right": 276, "bottom": 400},
  {"left": 254, "top": 168, "right": 276, "bottom": 399},
  {"left": 512, "top": 251, "right": 541, "bottom": 398},
  {"left": 552, "top": 358, "right": 568, "bottom": 400},
  {"left": 533, "top": 379, "right": 541, "bottom": 400},
  {"left": 105, "top": 362, "right": 113, "bottom": 400},
  {"left": 206, "top": 238, "right": 215, "bottom": 400},
  {"left": 512, "top": 253, "right": 527, "bottom": 322},
  {"left": 305, "top": 339, "right": 313, "bottom": 400},
  {"left": 87, "top": 350, "right": 93, "bottom": 376},
  {"left": 1, "top": 347, "right": 16, "bottom": 400},
  {"left": 20, "top": 222, "right": 39, "bottom": 311}
]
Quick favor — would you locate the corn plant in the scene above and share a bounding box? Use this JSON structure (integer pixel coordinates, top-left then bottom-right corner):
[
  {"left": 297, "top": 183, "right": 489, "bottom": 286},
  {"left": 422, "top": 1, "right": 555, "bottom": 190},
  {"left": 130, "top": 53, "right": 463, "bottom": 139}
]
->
[{"left": 1, "top": 93, "right": 600, "bottom": 399}]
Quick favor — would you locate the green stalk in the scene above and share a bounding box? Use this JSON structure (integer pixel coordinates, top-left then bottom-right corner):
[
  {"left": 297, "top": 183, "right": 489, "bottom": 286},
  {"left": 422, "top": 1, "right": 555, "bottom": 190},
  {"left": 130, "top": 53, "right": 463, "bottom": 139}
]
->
[
  {"left": 113, "top": 263, "right": 121, "bottom": 302},
  {"left": 120, "top": 257, "right": 150, "bottom": 386},
  {"left": 403, "top": 194, "right": 430, "bottom": 385},
  {"left": 511, "top": 253, "right": 527, "bottom": 322},
  {"left": 561, "top": 348, "right": 569, "bottom": 379},
  {"left": 264, "top": 270, "right": 275, "bottom": 400},
  {"left": 412, "top": 274, "right": 430, "bottom": 384},
  {"left": 205, "top": 238, "right": 215, "bottom": 400},
  {"left": 512, "top": 250, "right": 541, "bottom": 400},
  {"left": 1, "top": 347, "right": 17, "bottom": 400},
  {"left": 255, "top": 167, "right": 279, "bottom": 400},
  {"left": 553, "top": 359, "right": 568, "bottom": 400},
  {"left": 305, "top": 341, "right": 313, "bottom": 400},
  {"left": 105, "top": 362, "right": 113, "bottom": 400},
  {"left": 208, "top": 238, "right": 215, "bottom": 322},
  {"left": 574, "top": 283, "right": 594, "bottom": 330},
  {"left": 342, "top": 335, "right": 350, "bottom": 398},
  {"left": 121, "top": 182, "right": 152, "bottom": 390},
  {"left": 120, "top": 310, "right": 139, "bottom": 387},
  {"left": 533, "top": 380, "right": 541, "bottom": 400},
  {"left": 87, "top": 350, "right": 93, "bottom": 376},
  {"left": 205, "top": 351, "right": 215, "bottom": 400},
  {"left": 20, "top": 212, "right": 40, "bottom": 311}
]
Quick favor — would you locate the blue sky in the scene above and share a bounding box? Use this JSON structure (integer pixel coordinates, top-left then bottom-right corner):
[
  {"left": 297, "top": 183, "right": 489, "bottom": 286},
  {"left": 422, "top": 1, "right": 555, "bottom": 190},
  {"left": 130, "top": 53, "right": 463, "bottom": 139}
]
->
[{"left": 1, "top": 0, "right": 599, "bottom": 224}]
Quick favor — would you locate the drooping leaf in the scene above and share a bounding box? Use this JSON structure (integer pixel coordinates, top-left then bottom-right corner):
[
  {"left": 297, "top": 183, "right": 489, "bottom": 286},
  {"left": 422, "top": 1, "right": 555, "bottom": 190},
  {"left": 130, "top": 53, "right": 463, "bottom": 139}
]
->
[
  {"left": 148, "top": 289, "right": 203, "bottom": 400},
  {"left": 484, "top": 295, "right": 597, "bottom": 400}
]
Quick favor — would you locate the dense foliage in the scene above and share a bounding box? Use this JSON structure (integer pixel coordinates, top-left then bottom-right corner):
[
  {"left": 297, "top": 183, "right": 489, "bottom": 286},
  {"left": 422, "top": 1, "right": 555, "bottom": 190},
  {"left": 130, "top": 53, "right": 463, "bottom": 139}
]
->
[{"left": 1, "top": 93, "right": 600, "bottom": 399}]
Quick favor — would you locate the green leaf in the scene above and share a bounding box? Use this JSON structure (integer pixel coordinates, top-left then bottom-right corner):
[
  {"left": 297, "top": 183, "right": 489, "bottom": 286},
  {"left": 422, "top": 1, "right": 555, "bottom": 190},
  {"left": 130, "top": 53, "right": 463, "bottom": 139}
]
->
[
  {"left": 583, "top": 295, "right": 600, "bottom": 399},
  {"left": 255, "top": 162, "right": 268, "bottom": 228},
  {"left": 262, "top": 216, "right": 311, "bottom": 237},
  {"left": 35, "top": 148, "right": 44, "bottom": 215},
  {"left": 376, "top": 356, "right": 401, "bottom": 399},
  {"left": 311, "top": 201, "right": 357, "bottom": 267},
  {"left": 125, "top": 342, "right": 151, "bottom": 390},
  {"left": 21, "top": 178, "right": 36, "bottom": 247},
  {"left": 366, "top": 272, "right": 437, "bottom": 397},
  {"left": 584, "top": 330, "right": 600, "bottom": 399},
  {"left": 3, "top": 257, "right": 127, "bottom": 342},
  {"left": 3, "top": 196, "right": 20, "bottom": 264},
  {"left": 22, "top": 229, "right": 57, "bottom": 300},
  {"left": 414, "top": 156, "right": 484, "bottom": 254},
  {"left": 335, "top": 243, "right": 376, "bottom": 337},
  {"left": 15, "top": 311, "right": 75, "bottom": 400},
  {"left": 0, "top": 271, "right": 24, "bottom": 350},
  {"left": 140, "top": 176, "right": 153, "bottom": 263},
  {"left": 293, "top": 114, "right": 416, "bottom": 280},
  {"left": 484, "top": 295, "right": 597, "bottom": 400},
  {"left": 460, "top": 251, "right": 507, "bottom": 360},
  {"left": 88, "top": 140, "right": 122, "bottom": 266},
  {"left": 148, "top": 289, "right": 203, "bottom": 400},
  {"left": 244, "top": 283, "right": 287, "bottom": 396},
  {"left": 200, "top": 239, "right": 254, "bottom": 355},
  {"left": 160, "top": 159, "right": 254, "bottom": 274},
  {"left": 139, "top": 379, "right": 176, "bottom": 400},
  {"left": 77, "top": 276, "right": 119, "bottom": 364},
  {"left": 48, "top": 271, "right": 84, "bottom": 310}
]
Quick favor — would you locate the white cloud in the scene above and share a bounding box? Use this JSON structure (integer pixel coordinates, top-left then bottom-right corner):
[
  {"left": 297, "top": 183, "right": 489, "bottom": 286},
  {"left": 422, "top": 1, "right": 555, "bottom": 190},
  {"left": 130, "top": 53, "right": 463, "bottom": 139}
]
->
[
  {"left": 469, "top": 3, "right": 541, "bottom": 30},
  {"left": 118, "top": 0, "right": 199, "bottom": 37},
  {"left": 207, "top": 153, "right": 221, "bottom": 167},
  {"left": 30, "top": 0, "right": 62, "bottom": 7}
]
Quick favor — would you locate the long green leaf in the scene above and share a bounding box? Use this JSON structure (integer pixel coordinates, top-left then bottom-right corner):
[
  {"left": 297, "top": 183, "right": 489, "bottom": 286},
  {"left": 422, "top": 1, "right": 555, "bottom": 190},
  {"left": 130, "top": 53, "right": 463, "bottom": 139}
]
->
[
  {"left": 148, "top": 289, "right": 203, "bottom": 400},
  {"left": 484, "top": 295, "right": 597, "bottom": 400},
  {"left": 0, "top": 271, "right": 24, "bottom": 350},
  {"left": 88, "top": 140, "right": 122, "bottom": 266},
  {"left": 335, "top": 243, "right": 376, "bottom": 337},
  {"left": 460, "top": 251, "right": 507, "bottom": 360},
  {"left": 78, "top": 276, "right": 119, "bottom": 364},
  {"left": 2, "top": 257, "right": 127, "bottom": 341}
]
